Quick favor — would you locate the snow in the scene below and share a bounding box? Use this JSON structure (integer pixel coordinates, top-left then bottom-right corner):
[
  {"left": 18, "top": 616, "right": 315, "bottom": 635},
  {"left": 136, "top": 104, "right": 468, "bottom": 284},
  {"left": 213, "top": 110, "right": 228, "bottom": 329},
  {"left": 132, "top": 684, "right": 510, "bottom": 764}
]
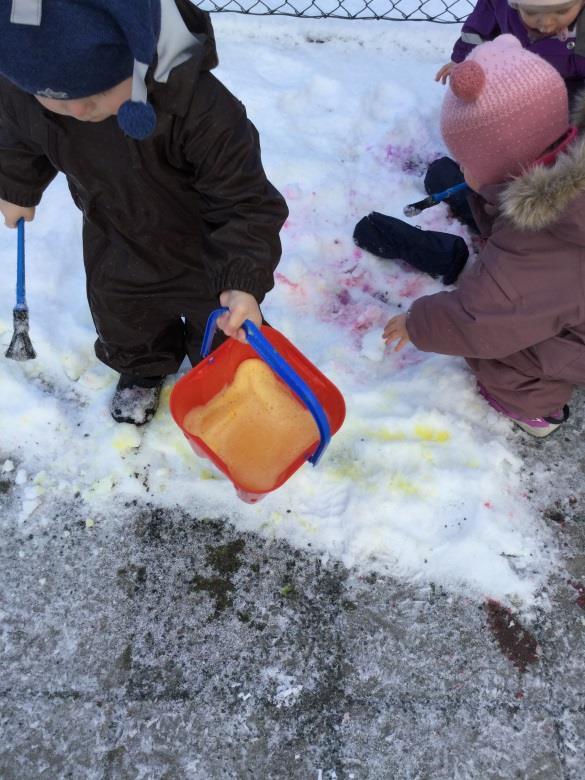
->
[{"left": 0, "top": 16, "right": 555, "bottom": 605}]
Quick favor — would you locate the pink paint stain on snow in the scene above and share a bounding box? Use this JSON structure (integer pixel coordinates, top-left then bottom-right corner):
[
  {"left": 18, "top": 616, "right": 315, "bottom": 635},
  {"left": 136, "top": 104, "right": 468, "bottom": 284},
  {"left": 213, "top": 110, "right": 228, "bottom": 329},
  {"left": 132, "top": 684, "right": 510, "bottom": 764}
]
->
[
  {"left": 385, "top": 144, "right": 415, "bottom": 162},
  {"left": 382, "top": 145, "right": 439, "bottom": 175},
  {"left": 341, "top": 269, "right": 369, "bottom": 289},
  {"left": 275, "top": 271, "right": 300, "bottom": 290},
  {"left": 337, "top": 289, "right": 351, "bottom": 306},
  {"left": 314, "top": 250, "right": 401, "bottom": 341},
  {"left": 274, "top": 272, "right": 307, "bottom": 299},
  {"left": 398, "top": 276, "right": 427, "bottom": 300},
  {"left": 321, "top": 294, "right": 386, "bottom": 341},
  {"left": 353, "top": 305, "right": 386, "bottom": 333},
  {"left": 396, "top": 348, "right": 425, "bottom": 370},
  {"left": 282, "top": 184, "right": 303, "bottom": 200}
]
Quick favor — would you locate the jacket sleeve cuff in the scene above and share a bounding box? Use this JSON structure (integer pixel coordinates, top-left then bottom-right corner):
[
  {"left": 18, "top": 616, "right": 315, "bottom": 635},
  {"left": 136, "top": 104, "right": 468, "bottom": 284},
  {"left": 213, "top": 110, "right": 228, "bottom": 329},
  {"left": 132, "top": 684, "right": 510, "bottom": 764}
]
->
[
  {"left": 212, "top": 270, "right": 274, "bottom": 304},
  {"left": 0, "top": 186, "right": 43, "bottom": 208},
  {"left": 451, "top": 40, "right": 472, "bottom": 63},
  {"left": 406, "top": 297, "right": 446, "bottom": 353}
]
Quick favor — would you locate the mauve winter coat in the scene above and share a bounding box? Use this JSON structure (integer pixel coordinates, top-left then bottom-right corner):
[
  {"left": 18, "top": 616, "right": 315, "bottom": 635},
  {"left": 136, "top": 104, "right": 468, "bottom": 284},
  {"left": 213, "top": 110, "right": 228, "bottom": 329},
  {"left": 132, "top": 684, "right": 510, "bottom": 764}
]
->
[
  {"left": 0, "top": 1, "right": 288, "bottom": 377},
  {"left": 407, "top": 117, "right": 585, "bottom": 418},
  {"left": 452, "top": 0, "right": 585, "bottom": 101}
]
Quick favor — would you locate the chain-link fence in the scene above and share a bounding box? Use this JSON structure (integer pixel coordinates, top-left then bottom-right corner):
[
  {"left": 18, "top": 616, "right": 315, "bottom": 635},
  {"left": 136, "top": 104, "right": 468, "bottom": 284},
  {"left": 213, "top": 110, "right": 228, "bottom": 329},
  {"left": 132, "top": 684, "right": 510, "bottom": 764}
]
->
[{"left": 194, "top": 0, "right": 474, "bottom": 23}]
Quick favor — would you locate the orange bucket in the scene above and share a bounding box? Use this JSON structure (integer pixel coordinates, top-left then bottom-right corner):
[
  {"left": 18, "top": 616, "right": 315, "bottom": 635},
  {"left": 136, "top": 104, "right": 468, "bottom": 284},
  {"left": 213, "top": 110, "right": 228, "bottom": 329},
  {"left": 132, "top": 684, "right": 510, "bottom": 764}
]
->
[{"left": 170, "top": 308, "right": 345, "bottom": 503}]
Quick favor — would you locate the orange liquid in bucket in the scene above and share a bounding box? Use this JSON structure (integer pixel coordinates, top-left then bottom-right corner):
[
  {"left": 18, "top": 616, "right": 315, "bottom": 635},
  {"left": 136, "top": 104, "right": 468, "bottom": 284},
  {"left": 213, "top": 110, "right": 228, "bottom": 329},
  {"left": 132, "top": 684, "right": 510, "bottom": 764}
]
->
[{"left": 183, "top": 358, "right": 319, "bottom": 493}]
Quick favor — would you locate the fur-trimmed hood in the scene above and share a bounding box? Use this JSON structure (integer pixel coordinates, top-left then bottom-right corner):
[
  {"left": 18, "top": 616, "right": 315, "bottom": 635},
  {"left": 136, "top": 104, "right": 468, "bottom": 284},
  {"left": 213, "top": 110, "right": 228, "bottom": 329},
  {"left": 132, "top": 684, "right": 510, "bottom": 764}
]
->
[{"left": 497, "top": 89, "right": 585, "bottom": 232}]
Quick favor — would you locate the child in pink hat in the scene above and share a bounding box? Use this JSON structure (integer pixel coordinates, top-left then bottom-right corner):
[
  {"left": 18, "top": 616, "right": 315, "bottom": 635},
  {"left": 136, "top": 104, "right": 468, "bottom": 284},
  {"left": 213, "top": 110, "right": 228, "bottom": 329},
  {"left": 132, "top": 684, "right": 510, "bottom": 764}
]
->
[
  {"left": 429, "top": 0, "right": 585, "bottom": 227},
  {"left": 384, "top": 35, "right": 585, "bottom": 437}
]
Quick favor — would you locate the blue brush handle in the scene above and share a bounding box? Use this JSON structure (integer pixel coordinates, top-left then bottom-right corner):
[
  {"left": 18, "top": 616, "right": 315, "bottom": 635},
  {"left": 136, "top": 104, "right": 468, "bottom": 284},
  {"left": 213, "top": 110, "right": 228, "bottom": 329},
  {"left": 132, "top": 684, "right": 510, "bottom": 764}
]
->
[
  {"left": 15, "top": 218, "right": 26, "bottom": 310},
  {"left": 201, "top": 307, "right": 331, "bottom": 465},
  {"left": 431, "top": 181, "right": 468, "bottom": 204}
]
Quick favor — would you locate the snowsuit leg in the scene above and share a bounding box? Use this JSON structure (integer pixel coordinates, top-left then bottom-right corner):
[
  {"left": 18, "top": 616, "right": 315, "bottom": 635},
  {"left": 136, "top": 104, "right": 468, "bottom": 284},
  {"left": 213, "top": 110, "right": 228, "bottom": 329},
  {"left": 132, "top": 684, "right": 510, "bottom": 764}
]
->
[
  {"left": 83, "top": 220, "right": 201, "bottom": 377},
  {"left": 83, "top": 221, "right": 269, "bottom": 375},
  {"left": 466, "top": 352, "right": 574, "bottom": 418},
  {"left": 183, "top": 303, "right": 228, "bottom": 367}
]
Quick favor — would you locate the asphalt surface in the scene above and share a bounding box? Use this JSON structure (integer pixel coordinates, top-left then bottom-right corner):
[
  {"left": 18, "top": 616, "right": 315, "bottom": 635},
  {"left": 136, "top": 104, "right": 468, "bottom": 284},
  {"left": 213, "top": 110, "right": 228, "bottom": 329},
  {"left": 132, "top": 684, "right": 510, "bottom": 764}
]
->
[{"left": 1, "top": 391, "right": 584, "bottom": 779}]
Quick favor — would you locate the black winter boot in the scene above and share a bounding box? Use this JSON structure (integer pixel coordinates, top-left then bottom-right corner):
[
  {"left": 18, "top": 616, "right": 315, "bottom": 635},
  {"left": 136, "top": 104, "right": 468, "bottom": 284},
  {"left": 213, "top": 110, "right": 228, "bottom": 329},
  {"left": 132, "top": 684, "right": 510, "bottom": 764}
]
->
[
  {"left": 424, "top": 157, "right": 477, "bottom": 230},
  {"left": 111, "top": 374, "right": 164, "bottom": 426},
  {"left": 353, "top": 212, "right": 469, "bottom": 285}
]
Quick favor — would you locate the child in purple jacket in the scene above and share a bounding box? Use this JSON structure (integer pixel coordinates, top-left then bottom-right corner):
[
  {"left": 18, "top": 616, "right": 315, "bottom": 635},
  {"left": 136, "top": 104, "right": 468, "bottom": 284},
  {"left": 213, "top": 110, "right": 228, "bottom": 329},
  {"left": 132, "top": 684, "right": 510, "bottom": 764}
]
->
[
  {"left": 436, "top": 0, "right": 585, "bottom": 103},
  {"left": 384, "top": 36, "right": 585, "bottom": 438}
]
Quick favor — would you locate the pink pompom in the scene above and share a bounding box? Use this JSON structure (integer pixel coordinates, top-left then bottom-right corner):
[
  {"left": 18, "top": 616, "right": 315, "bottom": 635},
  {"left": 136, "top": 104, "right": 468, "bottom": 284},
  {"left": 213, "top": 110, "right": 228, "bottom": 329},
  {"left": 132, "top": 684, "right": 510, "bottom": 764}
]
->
[{"left": 450, "top": 61, "right": 485, "bottom": 102}]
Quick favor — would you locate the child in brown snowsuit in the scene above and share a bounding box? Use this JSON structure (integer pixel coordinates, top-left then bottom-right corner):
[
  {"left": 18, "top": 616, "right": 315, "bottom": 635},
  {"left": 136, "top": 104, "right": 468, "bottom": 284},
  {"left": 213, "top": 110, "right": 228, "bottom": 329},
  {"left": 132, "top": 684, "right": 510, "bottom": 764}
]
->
[{"left": 0, "top": 0, "right": 288, "bottom": 425}]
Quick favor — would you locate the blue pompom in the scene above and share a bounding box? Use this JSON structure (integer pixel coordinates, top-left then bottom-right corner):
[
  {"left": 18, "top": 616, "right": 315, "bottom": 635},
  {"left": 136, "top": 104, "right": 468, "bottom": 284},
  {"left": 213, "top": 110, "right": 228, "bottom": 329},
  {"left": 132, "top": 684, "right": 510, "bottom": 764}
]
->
[{"left": 117, "top": 100, "right": 157, "bottom": 140}]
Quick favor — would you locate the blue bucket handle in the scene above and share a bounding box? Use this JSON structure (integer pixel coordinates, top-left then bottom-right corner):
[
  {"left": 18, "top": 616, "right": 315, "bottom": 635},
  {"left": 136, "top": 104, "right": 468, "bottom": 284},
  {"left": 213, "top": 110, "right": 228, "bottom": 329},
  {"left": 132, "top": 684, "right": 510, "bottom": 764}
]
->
[{"left": 200, "top": 307, "right": 331, "bottom": 465}]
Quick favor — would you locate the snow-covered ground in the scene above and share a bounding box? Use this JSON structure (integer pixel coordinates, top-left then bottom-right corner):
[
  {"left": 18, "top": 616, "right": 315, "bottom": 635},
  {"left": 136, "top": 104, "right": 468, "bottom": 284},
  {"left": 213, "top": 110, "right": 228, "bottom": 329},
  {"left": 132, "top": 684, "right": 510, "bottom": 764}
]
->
[{"left": 0, "top": 17, "right": 557, "bottom": 605}]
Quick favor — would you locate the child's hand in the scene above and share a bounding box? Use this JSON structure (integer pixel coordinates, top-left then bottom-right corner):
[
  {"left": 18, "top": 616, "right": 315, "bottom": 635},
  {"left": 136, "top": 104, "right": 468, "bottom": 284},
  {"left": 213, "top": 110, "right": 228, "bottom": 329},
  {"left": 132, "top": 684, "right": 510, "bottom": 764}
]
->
[
  {"left": 435, "top": 62, "right": 454, "bottom": 84},
  {"left": 218, "top": 290, "right": 262, "bottom": 343},
  {"left": 383, "top": 313, "right": 411, "bottom": 352},
  {"left": 0, "top": 199, "right": 35, "bottom": 228}
]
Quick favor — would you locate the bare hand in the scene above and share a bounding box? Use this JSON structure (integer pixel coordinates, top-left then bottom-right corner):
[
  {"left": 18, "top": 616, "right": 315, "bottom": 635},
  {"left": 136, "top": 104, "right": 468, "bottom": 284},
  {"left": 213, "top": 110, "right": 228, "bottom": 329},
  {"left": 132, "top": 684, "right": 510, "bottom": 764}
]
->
[
  {"left": 435, "top": 62, "right": 455, "bottom": 84},
  {"left": 217, "top": 290, "right": 262, "bottom": 343},
  {"left": 383, "top": 313, "right": 411, "bottom": 352},
  {"left": 0, "top": 199, "right": 35, "bottom": 228}
]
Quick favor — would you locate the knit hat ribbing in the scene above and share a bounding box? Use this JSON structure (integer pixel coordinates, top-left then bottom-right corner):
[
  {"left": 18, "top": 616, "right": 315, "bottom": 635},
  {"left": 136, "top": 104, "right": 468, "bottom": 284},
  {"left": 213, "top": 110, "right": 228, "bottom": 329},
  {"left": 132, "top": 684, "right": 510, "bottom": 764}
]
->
[
  {"left": 440, "top": 35, "right": 570, "bottom": 189},
  {"left": 0, "top": 0, "right": 161, "bottom": 139}
]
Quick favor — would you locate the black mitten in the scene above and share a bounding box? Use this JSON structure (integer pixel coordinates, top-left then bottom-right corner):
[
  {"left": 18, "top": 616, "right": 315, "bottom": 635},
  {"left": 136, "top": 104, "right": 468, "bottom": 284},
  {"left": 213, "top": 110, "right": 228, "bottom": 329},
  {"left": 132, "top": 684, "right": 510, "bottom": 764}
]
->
[
  {"left": 353, "top": 212, "right": 468, "bottom": 285},
  {"left": 424, "top": 157, "right": 477, "bottom": 231}
]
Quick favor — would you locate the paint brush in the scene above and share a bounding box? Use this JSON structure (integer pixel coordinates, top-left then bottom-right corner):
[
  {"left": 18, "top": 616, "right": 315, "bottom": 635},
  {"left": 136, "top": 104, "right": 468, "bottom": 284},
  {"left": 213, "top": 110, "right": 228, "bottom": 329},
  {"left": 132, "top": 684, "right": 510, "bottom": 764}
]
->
[{"left": 403, "top": 182, "right": 469, "bottom": 217}]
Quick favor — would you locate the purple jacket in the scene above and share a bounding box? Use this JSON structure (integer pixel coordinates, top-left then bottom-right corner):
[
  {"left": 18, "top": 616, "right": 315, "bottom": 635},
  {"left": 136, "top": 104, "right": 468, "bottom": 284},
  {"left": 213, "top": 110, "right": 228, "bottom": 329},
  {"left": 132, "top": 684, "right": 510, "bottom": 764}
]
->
[{"left": 453, "top": 0, "right": 585, "bottom": 94}]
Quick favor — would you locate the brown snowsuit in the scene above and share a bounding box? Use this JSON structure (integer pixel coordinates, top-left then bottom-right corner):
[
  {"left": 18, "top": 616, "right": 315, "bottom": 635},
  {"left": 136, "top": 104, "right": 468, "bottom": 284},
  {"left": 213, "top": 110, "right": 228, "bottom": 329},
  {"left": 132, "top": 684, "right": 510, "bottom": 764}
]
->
[
  {"left": 0, "top": 1, "right": 288, "bottom": 377},
  {"left": 407, "top": 116, "right": 585, "bottom": 419}
]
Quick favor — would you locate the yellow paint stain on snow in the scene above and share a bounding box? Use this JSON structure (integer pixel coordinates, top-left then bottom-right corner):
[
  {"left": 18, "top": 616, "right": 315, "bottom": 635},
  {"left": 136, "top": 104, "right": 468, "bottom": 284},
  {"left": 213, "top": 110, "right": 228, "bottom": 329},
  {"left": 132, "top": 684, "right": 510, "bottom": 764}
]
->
[
  {"left": 414, "top": 425, "right": 451, "bottom": 443},
  {"left": 330, "top": 461, "right": 363, "bottom": 481},
  {"left": 160, "top": 385, "right": 172, "bottom": 404},
  {"left": 389, "top": 475, "right": 421, "bottom": 496},
  {"left": 260, "top": 512, "right": 283, "bottom": 532},
  {"left": 86, "top": 475, "right": 115, "bottom": 496},
  {"left": 375, "top": 429, "right": 407, "bottom": 442},
  {"left": 199, "top": 468, "right": 219, "bottom": 481},
  {"left": 112, "top": 428, "right": 141, "bottom": 452},
  {"left": 419, "top": 445, "right": 434, "bottom": 464},
  {"left": 297, "top": 515, "right": 318, "bottom": 533},
  {"left": 174, "top": 438, "right": 197, "bottom": 463}
]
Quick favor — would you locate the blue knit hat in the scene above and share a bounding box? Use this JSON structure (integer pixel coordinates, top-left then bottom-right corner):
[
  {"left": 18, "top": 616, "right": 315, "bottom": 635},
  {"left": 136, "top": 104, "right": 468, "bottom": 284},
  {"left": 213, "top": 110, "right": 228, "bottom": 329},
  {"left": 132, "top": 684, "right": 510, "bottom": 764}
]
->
[{"left": 0, "top": 0, "right": 162, "bottom": 139}]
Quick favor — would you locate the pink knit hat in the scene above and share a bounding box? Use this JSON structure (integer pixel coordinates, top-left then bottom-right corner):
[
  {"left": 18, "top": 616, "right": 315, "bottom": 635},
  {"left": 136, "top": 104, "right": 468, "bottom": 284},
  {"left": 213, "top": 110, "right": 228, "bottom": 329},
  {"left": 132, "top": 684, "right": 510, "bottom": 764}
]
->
[{"left": 441, "top": 35, "right": 570, "bottom": 189}]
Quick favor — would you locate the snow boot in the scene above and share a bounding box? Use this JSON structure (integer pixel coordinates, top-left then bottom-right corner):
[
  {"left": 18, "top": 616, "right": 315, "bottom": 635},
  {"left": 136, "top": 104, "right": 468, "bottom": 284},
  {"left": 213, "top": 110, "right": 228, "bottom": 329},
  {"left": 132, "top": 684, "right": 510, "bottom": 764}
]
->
[
  {"left": 353, "top": 212, "right": 469, "bottom": 285},
  {"left": 424, "top": 156, "right": 477, "bottom": 230},
  {"left": 111, "top": 374, "right": 164, "bottom": 426},
  {"left": 513, "top": 406, "right": 570, "bottom": 438},
  {"left": 478, "top": 383, "right": 570, "bottom": 438}
]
